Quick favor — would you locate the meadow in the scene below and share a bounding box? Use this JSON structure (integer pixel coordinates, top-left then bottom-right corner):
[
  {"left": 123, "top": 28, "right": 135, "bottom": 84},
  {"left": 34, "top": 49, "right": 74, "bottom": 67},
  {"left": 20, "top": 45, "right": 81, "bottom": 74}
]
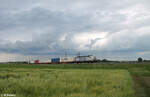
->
[{"left": 0, "top": 63, "right": 150, "bottom": 97}]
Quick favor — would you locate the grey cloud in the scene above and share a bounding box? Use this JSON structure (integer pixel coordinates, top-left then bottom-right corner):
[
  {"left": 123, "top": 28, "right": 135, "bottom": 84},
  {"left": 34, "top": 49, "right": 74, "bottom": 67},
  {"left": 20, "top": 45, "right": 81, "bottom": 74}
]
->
[
  {"left": 0, "top": 0, "right": 150, "bottom": 60},
  {"left": 0, "top": 7, "right": 95, "bottom": 32},
  {"left": 0, "top": 6, "right": 96, "bottom": 54},
  {"left": 85, "top": 38, "right": 103, "bottom": 49}
]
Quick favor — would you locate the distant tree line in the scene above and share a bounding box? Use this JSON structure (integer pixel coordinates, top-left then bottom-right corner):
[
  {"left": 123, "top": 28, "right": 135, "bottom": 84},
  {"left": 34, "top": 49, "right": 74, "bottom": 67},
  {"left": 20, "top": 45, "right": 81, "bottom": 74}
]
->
[{"left": 137, "top": 57, "right": 150, "bottom": 62}]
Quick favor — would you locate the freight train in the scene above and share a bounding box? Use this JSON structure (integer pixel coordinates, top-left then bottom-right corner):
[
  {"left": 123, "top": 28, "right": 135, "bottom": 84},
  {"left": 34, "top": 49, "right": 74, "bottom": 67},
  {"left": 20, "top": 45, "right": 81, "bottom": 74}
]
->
[{"left": 31, "top": 55, "right": 97, "bottom": 64}]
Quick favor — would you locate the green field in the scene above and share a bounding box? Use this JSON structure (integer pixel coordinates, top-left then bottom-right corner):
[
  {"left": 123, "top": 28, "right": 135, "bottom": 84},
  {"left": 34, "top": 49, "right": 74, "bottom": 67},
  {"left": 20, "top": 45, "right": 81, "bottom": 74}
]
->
[
  {"left": 0, "top": 63, "right": 150, "bottom": 97},
  {"left": 0, "top": 68, "right": 134, "bottom": 97}
]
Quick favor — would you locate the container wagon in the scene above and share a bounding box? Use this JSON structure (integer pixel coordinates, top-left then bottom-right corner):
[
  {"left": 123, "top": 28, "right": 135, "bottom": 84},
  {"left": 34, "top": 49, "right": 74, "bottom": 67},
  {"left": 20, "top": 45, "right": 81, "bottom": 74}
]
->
[{"left": 51, "top": 58, "right": 61, "bottom": 63}]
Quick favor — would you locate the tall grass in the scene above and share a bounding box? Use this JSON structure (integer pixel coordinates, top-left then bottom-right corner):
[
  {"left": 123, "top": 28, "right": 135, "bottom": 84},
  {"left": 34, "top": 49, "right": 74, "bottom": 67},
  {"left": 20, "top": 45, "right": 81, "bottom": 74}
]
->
[{"left": 0, "top": 69, "right": 135, "bottom": 97}]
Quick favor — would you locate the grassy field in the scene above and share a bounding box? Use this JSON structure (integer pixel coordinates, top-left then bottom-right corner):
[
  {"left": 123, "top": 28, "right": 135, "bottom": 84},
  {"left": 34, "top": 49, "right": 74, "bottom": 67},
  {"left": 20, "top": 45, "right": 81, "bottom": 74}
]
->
[
  {"left": 0, "top": 63, "right": 150, "bottom": 97},
  {"left": 0, "top": 68, "right": 134, "bottom": 97}
]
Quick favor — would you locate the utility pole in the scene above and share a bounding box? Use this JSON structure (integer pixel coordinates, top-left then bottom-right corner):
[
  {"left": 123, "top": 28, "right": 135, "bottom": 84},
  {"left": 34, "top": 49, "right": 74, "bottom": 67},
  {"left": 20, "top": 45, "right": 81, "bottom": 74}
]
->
[
  {"left": 27, "top": 56, "right": 30, "bottom": 64},
  {"left": 65, "top": 49, "right": 67, "bottom": 58},
  {"left": 77, "top": 52, "right": 81, "bottom": 62},
  {"left": 77, "top": 52, "right": 80, "bottom": 56}
]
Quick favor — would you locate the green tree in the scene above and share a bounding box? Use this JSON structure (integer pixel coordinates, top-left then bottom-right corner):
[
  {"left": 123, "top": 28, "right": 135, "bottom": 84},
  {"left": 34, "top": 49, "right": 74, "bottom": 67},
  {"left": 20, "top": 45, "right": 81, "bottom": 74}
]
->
[{"left": 138, "top": 57, "right": 143, "bottom": 62}]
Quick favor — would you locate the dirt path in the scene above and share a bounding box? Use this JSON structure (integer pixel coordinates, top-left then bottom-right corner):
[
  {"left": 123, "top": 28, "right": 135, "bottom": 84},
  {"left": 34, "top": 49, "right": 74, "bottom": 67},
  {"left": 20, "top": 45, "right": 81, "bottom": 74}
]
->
[{"left": 132, "top": 76, "right": 150, "bottom": 97}]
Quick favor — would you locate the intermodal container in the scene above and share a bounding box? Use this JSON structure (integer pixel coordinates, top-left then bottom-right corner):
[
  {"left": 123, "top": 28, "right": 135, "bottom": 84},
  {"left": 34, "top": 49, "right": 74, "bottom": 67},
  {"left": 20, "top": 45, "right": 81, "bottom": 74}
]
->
[
  {"left": 51, "top": 58, "right": 60, "bottom": 63},
  {"left": 34, "top": 60, "right": 39, "bottom": 64}
]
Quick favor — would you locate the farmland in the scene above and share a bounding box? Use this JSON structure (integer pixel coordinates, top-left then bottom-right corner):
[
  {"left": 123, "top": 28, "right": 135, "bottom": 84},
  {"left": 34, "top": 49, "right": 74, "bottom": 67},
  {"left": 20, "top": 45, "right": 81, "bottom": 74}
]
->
[{"left": 0, "top": 63, "right": 150, "bottom": 97}]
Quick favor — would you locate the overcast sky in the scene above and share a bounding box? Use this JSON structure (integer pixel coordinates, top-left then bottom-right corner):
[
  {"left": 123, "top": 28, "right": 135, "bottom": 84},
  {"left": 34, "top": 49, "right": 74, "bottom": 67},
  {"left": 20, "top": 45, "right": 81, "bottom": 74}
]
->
[{"left": 0, "top": 0, "right": 150, "bottom": 61}]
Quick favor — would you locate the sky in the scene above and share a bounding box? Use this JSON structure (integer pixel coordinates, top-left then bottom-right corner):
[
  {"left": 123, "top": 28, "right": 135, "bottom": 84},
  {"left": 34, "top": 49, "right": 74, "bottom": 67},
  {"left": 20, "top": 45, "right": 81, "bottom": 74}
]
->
[{"left": 0, "top": 0, "right": 150, "bottom": 62}]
